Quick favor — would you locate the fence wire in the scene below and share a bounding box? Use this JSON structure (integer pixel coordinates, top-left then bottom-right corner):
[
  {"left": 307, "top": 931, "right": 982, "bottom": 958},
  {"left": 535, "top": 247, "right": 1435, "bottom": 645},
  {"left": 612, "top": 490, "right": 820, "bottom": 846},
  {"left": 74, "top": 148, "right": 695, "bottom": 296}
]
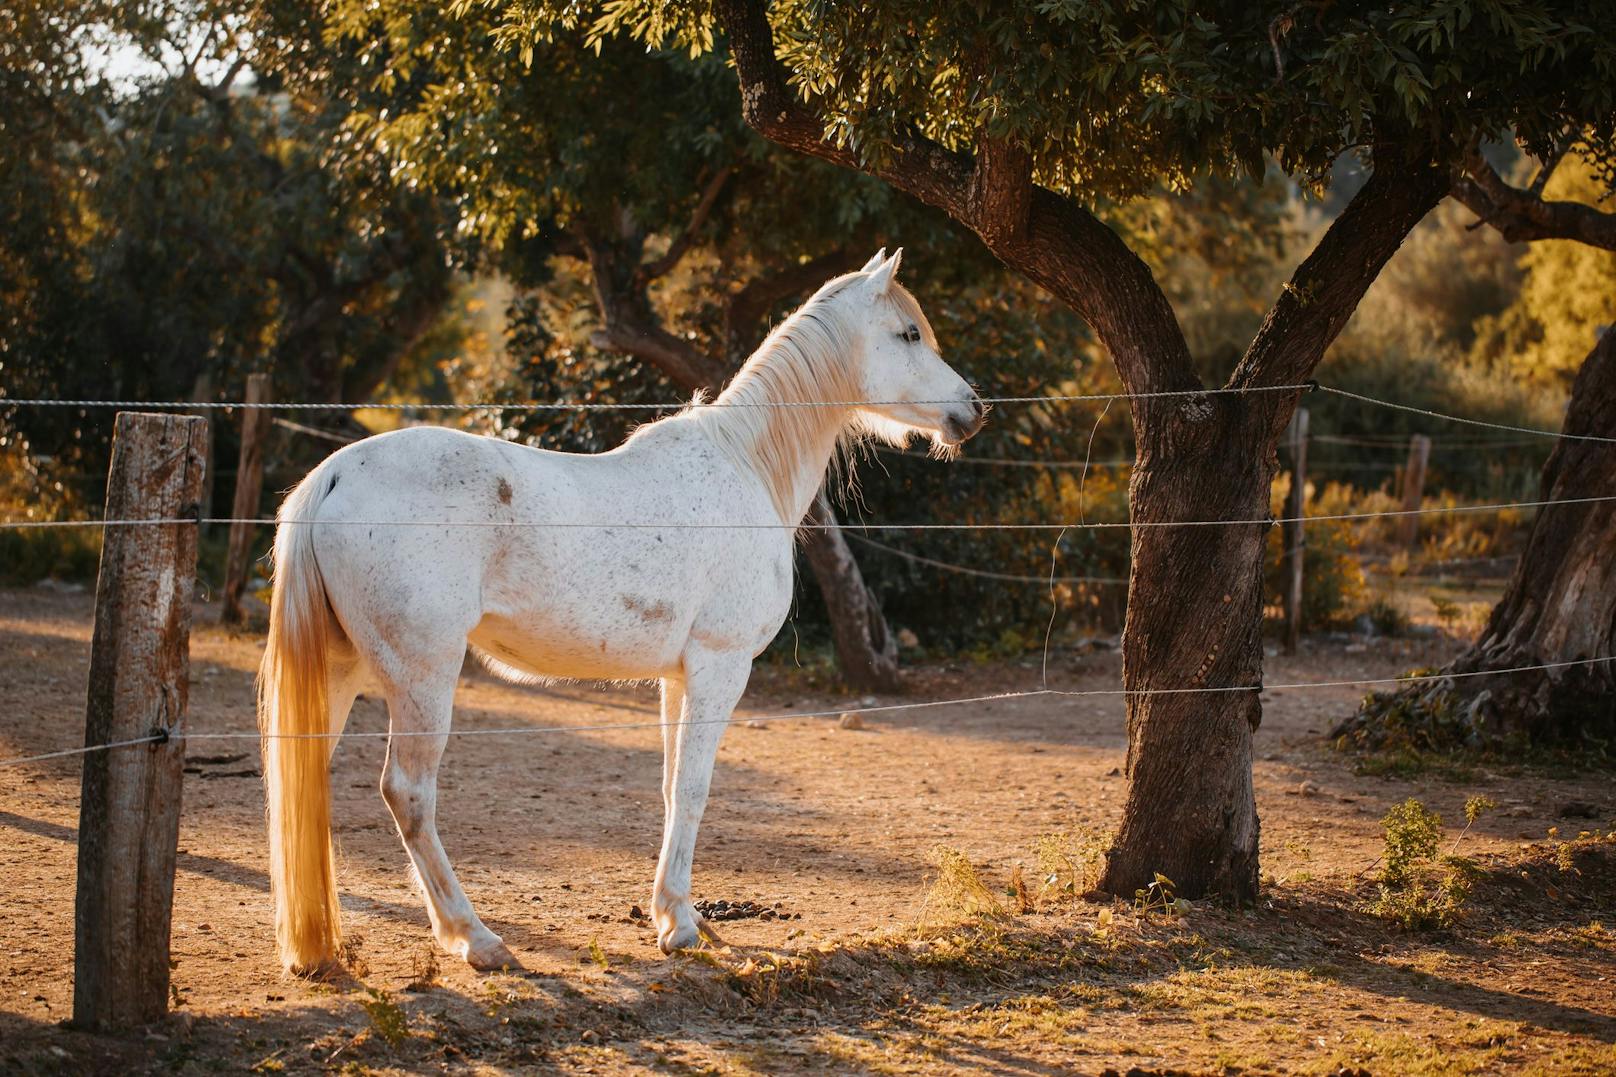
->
[
  {"left": 2, "top": 380, "right": 1612, "bottom": 769},
  {"left": 3, "top": 494, "right": 1613, "bottom": 532},
  {"left": 3, "top": 656, "right": 1610, "bottom": 768}
]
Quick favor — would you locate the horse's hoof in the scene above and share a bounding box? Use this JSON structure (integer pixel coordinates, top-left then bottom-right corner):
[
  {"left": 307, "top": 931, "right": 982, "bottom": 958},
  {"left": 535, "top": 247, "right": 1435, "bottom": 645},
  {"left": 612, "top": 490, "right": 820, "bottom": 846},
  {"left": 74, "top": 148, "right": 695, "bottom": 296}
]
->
[
  {"left": 287, "top": 956, "right": 344, "bottom": 981},
  {"left": 464, "top": 937, "right": 523, "bottom": 972},
  {"left": 658, "top": 922, "right": 701, "bottom": 954}
]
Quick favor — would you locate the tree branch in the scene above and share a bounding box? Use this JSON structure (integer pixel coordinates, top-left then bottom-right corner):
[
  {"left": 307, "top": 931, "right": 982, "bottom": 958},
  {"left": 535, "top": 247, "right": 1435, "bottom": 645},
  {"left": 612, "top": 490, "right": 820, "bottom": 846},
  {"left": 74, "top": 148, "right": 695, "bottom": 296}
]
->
[
  {"left": 1452, "top": 148, "right": 1616, "bottom": 250},
  {"left": 588, "top": 321, "right": 724, "bottom": 392},
  {"left": 581, "top": 232, "right": 726, "bottom": 392},
  {"left": 723, "top": 247, "right": 851, "bottom": 363},
  {"left": 636, "top": 163, "right": 735, "bottom": 285},
  {"left": 968, "top": 135, "right": 1032, "bottom": 244},
  {"left": 1230, "top": 147, "right": 1448, "bottom": 426},
  {"left": 1527, "top": 141, "right": 1568, "bottom": 198},
  {"left": 714, "top": 0, "right": 1197, "bottom": 402}
]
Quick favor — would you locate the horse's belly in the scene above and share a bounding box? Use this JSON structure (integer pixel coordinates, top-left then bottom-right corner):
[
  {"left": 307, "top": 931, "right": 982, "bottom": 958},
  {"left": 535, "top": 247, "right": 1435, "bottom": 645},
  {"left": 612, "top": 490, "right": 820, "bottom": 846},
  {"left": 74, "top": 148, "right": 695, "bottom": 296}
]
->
[{"left": 469, "top": 611, "right": 687, "bottom": 681}]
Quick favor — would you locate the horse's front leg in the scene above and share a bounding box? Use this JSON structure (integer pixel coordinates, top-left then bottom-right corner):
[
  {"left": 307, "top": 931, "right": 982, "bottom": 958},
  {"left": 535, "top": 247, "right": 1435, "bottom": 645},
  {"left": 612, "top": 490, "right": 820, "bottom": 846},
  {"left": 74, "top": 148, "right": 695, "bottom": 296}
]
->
[{"left": 652, "top": 651, "right": 750, "bottom": 953}]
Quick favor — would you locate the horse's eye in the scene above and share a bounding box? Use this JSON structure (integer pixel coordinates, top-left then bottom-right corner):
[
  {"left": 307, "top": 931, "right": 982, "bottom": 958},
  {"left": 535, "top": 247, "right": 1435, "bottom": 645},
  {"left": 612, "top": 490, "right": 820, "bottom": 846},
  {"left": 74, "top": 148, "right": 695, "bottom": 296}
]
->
[{"left": 899, "top": 325, "right": 921, "bottom": 343}]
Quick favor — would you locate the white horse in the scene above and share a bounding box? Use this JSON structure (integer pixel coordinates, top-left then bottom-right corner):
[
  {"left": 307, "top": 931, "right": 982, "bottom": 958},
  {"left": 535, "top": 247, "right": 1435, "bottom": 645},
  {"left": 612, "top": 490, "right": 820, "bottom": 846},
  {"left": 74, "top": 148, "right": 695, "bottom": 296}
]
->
[{"left": 258, "top": 249, "right": 983, "bottom": 974}]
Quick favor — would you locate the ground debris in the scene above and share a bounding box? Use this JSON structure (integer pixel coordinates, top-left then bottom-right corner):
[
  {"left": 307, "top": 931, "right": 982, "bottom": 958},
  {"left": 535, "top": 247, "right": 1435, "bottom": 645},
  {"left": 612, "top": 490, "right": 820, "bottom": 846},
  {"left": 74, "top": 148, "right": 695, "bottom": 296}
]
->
[{"left": 695, "top": 899, "right": 794, "bottom": 922}]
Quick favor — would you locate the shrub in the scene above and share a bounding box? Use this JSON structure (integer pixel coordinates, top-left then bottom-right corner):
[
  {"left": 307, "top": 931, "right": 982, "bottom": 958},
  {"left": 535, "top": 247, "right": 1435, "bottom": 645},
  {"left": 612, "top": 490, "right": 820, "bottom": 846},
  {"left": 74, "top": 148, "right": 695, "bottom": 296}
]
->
[
  {"left": 1370, "top": 798, "right": 1482, "bottom": 931},
  {"left": 0, "top": 432, "right": 102, "bottom": 586},
  {"left": 1264, "top": 474, "right": 1367, "bottom": 630}
]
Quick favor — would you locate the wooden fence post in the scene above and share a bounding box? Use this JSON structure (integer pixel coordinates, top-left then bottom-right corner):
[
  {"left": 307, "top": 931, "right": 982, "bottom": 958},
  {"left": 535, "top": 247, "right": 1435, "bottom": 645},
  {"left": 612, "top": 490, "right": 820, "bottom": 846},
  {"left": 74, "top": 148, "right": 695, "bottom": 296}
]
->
[
  {"left": 1283, "top": 408, "right": 1308, "bottom": 655},
  {"left": 221, "top": 373, "right": 271, "bottom": 624},
  {"left": 1398, "top": 433, "right": 1431, "bottom": 547},
  {"left": 188, "top": 369, "right": 215, "bottom": 539},
  {"left": 74, "top": 412, "right": 207, "bottom": 1030}
]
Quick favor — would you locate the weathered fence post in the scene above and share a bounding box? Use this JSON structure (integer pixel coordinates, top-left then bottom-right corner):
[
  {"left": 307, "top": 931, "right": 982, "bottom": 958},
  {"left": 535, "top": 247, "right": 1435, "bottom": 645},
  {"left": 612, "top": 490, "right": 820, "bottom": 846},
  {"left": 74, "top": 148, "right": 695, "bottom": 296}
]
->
[
  {"left": 1283, "top": 408, "right": 1308, "bottom": 655},
  {"left": 1398, "top": 433, "right": 1431, "bottom": 547},
  {"left": 221, "top": 373, "right": 271, "bottom": 624},
  {"left": 74, "top": 411, "right": 207, "bottom": 1031},
  {"left": 187, "top": 369, "right": 215, "bottom": 538}
]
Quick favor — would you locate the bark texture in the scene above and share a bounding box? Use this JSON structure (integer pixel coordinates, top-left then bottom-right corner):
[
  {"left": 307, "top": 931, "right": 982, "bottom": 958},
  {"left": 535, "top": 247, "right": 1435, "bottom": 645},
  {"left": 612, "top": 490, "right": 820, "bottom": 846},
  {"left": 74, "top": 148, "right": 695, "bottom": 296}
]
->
[
  {"left": 800, "top": 495, "right": 901, "bottom": 691},
  {"left": 1105, "top": 403, "right": 1277, "bottom": 901},
  {"left": 715, "top": 0, "right": 1449, "bottom": 899},
  {"left": 1336, "top": 327, "right": 1616, "bottom": 749}
]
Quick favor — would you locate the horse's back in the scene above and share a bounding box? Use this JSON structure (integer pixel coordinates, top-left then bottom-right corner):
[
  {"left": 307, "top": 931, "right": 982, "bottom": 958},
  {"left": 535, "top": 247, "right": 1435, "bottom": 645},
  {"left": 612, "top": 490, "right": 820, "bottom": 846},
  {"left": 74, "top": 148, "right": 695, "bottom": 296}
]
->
[{"left": 298, "top": 421, "right": 791, "bottom": 680}]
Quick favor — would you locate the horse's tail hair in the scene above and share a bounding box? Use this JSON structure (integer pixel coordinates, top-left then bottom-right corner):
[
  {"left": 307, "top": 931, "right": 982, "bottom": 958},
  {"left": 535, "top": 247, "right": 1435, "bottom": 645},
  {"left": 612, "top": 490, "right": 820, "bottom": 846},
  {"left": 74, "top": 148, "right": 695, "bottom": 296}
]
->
[{"left": 259, "top": 464, "right": 345, "bottom": 974}]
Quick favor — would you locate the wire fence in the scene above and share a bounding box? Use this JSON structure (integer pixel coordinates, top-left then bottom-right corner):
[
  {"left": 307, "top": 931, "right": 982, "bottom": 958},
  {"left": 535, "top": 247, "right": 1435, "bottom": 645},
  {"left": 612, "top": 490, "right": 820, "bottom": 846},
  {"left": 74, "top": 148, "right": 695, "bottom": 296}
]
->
[
  {"left": 1, "top": 382, "right": 1313, "bottom": 413},
  {"left": 846, "top": 532, "right": 1128, "bottom": 584},
  {"left": 3, "top": 494, "right": 1612, "bottom": 532},
  {"left": 3, "top": 656, "right": 1610, "bottom": 769},
  {"left": 1, "top": 379, "right": 1611, "bottom": 770}
]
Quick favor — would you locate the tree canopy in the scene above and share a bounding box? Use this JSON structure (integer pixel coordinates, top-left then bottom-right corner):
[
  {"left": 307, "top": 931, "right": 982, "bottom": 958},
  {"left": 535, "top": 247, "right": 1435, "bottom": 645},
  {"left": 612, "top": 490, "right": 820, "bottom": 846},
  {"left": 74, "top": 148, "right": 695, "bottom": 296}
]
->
[
  {"left": 1, "top": 0, "right": 453, "bottom": 481},
  {"left": 491, "top": 1, "right": 1616, "bottom": 197}
]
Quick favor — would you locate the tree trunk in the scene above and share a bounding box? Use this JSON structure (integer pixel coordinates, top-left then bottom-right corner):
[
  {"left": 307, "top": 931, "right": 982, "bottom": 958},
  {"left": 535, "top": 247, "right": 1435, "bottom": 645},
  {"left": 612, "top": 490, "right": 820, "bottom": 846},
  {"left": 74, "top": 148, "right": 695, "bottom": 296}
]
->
[
  {"left": 713, "top": 0, "right": 1449, "bottom": 900},
  {"left": 799, "top": 495, "right": 902, "bottom": 693},
  {"left": 1097, "top": 402, "right": 1277, "bottom": 902},
  {"left": 1337, "top": 326, "right": 1616, "bottom": 749}
]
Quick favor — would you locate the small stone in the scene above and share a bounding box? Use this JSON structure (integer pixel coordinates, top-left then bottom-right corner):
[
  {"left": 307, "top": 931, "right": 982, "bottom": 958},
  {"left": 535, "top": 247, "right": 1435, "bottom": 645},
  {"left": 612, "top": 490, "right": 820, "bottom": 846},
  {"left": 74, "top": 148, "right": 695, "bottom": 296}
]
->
[
  {"left": 839, "top": 712, "right": 865, "bottom": 730},
  {"left": 1559, "top": 800, "right": 1599, "bottom": 818},
  {"left": 745, "top": 719, "right": 768, "bottom": 730},
  {"left": 628, "top": 905, "right": 647, "bottom": 921},
  {"left": 897, "top": 628, "right": 920, "bottom": 649},
  {"left": 1297, "top": 781, "right": 1320, "bottom": 797},
  {"left": 1106, "top": 767, "right": 1121, "bottom": 777}
]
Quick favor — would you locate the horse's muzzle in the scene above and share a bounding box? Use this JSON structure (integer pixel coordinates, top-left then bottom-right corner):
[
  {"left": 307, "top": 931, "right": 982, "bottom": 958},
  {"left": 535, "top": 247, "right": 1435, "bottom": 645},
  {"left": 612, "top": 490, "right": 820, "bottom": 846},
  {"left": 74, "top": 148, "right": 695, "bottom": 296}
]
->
[{"left": 946, "top": 398, "right": 988, "bottom": 443}]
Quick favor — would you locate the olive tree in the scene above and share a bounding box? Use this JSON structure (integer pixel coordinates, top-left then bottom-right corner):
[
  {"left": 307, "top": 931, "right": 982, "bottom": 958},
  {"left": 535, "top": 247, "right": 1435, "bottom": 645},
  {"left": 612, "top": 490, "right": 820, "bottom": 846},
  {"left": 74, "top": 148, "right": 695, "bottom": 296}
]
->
[{"left": 477, "top": 0, "right": 1616, "bottom": 899}]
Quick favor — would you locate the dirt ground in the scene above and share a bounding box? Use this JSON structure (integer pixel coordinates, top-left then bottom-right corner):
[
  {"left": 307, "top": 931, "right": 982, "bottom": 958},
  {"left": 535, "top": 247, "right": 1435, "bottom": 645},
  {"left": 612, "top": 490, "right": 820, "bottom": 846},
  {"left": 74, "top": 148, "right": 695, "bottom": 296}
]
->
[{"left": 1, "top": 586, "right": 1612, "bottom": 1076}]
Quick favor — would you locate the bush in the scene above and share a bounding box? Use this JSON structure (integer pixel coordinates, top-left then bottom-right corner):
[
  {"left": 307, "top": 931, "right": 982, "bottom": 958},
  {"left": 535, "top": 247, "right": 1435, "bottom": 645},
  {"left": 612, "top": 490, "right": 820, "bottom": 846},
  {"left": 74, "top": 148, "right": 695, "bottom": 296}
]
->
[
  {"left": 1264, "top": 474, "right": 1367, "bottom": 630},
  {"left": 0, "top": 431, "right": 102, "bottom": 586},
  {"left": 1370, "top": 798, "right": 1480, "bottom": 931}
]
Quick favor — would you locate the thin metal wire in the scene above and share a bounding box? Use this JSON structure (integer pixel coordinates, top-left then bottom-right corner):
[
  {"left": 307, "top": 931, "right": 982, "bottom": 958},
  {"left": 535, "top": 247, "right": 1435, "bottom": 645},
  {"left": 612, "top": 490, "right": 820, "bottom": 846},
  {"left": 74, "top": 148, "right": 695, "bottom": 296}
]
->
[
  {"left": 0, "top": 733, "right": 167, "bottom": 768},
  {"left": 6, "top": 384, "right": 1606, "bottom": 454},
  {"left": 845, "top": 533, "right": 1128, "bottom": 584},
  {"left": 1319, "top": 386, "right": 1616, "bottom": 445},
  {"left": 1311, "top": 434, "right": 1547, "bottom": 450},
  {"left": 3, "top": 494, "right": 1612, "bottom": 532},
  {"left": 877, "top": 446, "right": 1134, "bottom": 469},
  {"left": 173, "top": 655, "right": 1616, "bottom": 742},
  {"left": 0, "top": 383, "right": 1309, "bottom": 413},
  {"left": 4, "top": 657, "right": 1607, "bottom": 765}
]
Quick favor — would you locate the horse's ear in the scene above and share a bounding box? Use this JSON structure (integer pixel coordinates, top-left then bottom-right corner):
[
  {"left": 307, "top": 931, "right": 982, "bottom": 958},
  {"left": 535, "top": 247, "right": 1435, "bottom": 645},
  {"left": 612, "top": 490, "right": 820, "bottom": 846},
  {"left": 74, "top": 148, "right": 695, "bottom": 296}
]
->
[
  {"left": 859, "top": 248, "right": 888, "bottom": 272},
  {"left": 867, "top": 247, "right": 903, "bottom": 292}
]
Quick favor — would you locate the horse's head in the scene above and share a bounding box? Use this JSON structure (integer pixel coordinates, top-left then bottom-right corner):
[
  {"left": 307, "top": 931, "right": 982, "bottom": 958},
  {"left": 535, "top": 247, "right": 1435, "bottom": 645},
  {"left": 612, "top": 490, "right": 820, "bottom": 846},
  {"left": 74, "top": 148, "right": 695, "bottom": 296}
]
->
[{"left": 846, "top": 249, "right": 985, "bottom": 451}]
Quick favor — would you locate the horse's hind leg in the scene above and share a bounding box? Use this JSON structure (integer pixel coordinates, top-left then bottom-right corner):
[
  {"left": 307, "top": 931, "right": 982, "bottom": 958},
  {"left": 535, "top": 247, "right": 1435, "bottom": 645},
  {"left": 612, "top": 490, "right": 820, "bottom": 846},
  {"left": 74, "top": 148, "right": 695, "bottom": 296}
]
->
[
  {"left": 326, "top": 649, "right": 362, "bottom": 761},
  {"left": 659, "top": 675, "right": 684, "bottom": 816},
  {"left": 375, "top": 652, "right": 518, "bottom": 971}
]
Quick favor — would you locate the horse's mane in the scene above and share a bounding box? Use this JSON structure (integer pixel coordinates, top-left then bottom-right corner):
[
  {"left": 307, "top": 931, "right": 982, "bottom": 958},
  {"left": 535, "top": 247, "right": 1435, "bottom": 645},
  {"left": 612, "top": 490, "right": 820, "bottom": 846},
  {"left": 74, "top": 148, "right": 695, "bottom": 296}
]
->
[{"left": 690, "top": 272, "right": 938, "bottom": 524}]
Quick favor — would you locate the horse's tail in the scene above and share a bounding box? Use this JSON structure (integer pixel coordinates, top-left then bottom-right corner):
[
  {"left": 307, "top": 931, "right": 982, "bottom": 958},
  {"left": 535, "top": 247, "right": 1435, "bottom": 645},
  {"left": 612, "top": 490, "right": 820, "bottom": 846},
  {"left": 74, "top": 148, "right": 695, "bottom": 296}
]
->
[{"left": 258, "top": 464, "right": 345, "bottom": 974}]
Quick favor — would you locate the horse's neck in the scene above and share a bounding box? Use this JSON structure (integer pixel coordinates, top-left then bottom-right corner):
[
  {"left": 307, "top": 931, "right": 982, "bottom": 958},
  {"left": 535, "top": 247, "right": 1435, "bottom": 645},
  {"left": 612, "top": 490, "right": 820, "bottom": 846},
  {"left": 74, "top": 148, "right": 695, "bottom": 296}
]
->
[{"left": 703, "top": 346, "right": 857, "bottom": 526}]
